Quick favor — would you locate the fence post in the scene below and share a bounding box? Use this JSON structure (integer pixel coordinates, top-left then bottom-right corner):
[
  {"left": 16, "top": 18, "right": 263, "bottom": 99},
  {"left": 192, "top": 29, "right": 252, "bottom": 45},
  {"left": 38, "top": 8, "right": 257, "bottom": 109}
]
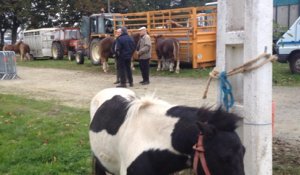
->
[{"left": 217, "top": 0, "right": 273, "bottom": 174}]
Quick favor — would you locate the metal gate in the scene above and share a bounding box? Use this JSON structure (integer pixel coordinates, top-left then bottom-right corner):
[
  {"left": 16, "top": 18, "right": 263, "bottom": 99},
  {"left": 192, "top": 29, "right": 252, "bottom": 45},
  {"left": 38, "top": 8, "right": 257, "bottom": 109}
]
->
[{"left": 0, "top": 51, "right": 18, "bottom": 80}]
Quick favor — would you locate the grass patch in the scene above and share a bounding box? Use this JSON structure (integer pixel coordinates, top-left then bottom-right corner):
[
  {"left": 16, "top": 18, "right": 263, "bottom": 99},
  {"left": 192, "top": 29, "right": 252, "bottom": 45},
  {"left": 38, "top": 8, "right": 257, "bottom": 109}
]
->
[
  {"left": 273, "top": 62, "right": 300, "bottom": 86},
  {"left": 0, "top": 94, "right": 91, "bottom": 175}
]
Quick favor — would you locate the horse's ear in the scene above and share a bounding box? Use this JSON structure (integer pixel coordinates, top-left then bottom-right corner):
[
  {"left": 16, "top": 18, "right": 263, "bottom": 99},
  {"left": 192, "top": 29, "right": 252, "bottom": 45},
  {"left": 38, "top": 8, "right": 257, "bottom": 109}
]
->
[{"left": 196, "top": 122, "right": 216, "bottom": 137}]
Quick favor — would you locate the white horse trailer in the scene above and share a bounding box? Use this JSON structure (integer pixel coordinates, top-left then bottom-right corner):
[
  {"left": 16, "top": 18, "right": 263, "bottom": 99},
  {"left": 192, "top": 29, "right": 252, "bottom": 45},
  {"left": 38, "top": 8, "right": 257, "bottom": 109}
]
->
[{"left": 22, "top": 28, "right": 59, "bottom": 58}]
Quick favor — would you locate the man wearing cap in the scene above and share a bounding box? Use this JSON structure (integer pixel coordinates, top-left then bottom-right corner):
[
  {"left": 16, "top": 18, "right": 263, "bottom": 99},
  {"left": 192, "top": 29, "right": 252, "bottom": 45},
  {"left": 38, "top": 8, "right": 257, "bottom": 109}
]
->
[
  {"left": 137, "top": 26, "right": 151, "bottom": 85},
  {"left": 115, "top": 27, "right": 135, "bottom": 87}
]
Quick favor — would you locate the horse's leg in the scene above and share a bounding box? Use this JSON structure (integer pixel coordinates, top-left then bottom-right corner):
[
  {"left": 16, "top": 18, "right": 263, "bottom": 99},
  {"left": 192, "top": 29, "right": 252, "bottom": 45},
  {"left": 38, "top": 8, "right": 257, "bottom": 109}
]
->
[
  {"left": 21, "top": 52, "right": 24, "bottom": 61},
  {"left": 25, "top": 53, "right": 30, "bottom": 61},
  {"left": 102, "top": 58, "right": 108, "bottom": 73},
  {"left": 157, "top": 59, "right": 161, "bottom": 71},
  {"left": 175, "top": 59, "right": 180, "bottom": 74},
  {"left": 93, "top": 156, "right": 108, "bottom": 175},
  {"left": 162, "top": 57, "right": 167, "bottom": 71},
  {"left": 169, "top": 59, "right": 174, "bottom": 72}
]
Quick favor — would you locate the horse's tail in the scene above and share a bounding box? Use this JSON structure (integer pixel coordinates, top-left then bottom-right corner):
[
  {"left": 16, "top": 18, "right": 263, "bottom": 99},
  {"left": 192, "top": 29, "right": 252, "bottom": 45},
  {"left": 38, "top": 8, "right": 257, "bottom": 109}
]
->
[
  {"left": 172, "top": 40, "right": 180, "bottom": 61},
  {"left": 173, "top": 40, "right": 179, "bottom": 60}
]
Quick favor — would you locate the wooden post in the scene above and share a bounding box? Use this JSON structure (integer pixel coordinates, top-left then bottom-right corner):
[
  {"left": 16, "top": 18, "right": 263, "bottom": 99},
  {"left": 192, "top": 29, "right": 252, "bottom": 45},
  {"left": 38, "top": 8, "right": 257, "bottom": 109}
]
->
[{"left": 217, "top": 0, "right": 273, "bottom": 174}]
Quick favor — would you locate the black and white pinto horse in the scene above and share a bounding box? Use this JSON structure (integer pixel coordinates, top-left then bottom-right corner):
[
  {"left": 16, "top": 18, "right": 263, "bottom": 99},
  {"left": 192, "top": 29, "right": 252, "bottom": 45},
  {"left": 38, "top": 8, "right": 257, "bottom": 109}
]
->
[{"left": 89, "top": 88, "right": 245, "bottom": 175}]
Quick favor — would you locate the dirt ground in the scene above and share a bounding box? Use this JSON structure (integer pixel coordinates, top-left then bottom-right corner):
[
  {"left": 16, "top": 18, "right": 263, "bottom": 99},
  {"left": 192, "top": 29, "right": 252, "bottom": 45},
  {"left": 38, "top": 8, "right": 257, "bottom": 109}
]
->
[{"left": 0, "top": 66, "right": 300, "bottom": 166}]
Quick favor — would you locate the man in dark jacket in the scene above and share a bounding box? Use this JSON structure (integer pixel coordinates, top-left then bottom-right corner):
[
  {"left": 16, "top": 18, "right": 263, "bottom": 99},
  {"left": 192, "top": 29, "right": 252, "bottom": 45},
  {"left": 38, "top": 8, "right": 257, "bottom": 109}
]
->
[
  {"left": 112, "top": 28, "right": 122, "bottom": 84},
  {"left": 115, "top": 27, "right": 135, "bottom": 87}
]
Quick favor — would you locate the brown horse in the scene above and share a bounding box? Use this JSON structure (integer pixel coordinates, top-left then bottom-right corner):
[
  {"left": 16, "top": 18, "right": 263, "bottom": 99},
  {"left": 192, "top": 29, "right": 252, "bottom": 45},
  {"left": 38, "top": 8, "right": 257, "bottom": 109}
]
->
[
  {"left": 154, "top": 35, "right": 180, "bottom": 73},
  {"left": 98, "top": 37, "right": 115, "bottom": 73},
  {"left": 3, "top": 41, "right": 31, "bottom": 61},
  {"left": 98, "top": 33, "right": 141, "bottom": 73},
  {"left": 3, "top": 44, "right": 19, "bottom": 53}
]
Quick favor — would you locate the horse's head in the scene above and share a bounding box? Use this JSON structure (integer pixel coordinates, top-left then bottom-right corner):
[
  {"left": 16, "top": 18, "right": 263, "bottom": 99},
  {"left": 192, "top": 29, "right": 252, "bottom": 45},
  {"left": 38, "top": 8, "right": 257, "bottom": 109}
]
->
[
  {"left": 15, "top": 41, "right": 23, "bottom": 46},
  {"left": 131, "top": 33, "right": 141, "bottom": 46},
  {"left": 195, "top": 109, "right": 245, "bottom": 175},
  {"left": 153, "top": 34, "right": 164, "bottom": 43}
]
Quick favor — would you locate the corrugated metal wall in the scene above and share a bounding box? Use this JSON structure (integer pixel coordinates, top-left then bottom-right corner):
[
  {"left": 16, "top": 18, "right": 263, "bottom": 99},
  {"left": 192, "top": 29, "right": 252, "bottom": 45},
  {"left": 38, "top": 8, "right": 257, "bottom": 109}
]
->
[{"left": 274, "top": 0, "right": 300, "bottom": 27}]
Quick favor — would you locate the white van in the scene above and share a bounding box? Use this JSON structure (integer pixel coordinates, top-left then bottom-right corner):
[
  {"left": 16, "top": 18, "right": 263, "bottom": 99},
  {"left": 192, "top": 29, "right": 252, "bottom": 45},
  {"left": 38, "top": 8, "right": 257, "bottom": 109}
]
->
[{"left": 276, "top": 17, "right": 300, "bottom": 74}]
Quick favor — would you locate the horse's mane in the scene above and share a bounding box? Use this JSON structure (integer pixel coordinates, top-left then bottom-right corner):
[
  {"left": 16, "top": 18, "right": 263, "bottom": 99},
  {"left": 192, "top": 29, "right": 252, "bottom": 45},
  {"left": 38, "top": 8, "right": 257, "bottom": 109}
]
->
[
  {"left": 125, "top": 94, "right": 241, "bottom": 132},
  {"left": 198, "top": 107, "right": 242, "bottom": 132},
  {"left": 126, "top": 94, "right": 171, "bottom": 120},
  {"left": 15, "top": 41, "right": 23, "bottom": 46}
]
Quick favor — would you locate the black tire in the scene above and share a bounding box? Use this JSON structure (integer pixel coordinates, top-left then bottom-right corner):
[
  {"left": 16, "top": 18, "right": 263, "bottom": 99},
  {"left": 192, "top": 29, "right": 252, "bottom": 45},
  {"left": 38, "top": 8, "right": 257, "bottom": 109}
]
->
[
  {"left": 89, "top": 38, "right": 101, "bottom": 65},
  {"left": 52, "top": 42, "right": 64, "bottom": 60},
  {"left": 68, "top": 51, "right": 75, "bottom": 61},
  {"left": 289, "top": 53, "right": 300, "bottom": 74},
  {"left": 76, "top": 51, "right": 84, "bottom": 64}
]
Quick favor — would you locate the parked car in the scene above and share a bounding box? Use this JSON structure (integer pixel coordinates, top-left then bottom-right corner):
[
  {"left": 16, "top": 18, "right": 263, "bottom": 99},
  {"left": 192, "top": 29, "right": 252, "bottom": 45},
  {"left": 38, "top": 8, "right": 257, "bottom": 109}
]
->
[{"left": 276, "top": 16, "right": 300, "bottom": 74}]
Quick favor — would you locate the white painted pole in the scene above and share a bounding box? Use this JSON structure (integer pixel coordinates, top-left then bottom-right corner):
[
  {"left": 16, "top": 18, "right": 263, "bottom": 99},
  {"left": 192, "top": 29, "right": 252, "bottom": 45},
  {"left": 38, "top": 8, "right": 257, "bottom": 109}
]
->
[{"left": 217, "top": 0, "right": 273, "bottom": 175}]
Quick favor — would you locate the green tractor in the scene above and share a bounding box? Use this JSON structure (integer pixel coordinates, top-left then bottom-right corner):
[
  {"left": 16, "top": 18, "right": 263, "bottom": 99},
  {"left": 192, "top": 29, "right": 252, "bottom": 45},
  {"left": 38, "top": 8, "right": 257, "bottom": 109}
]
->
[{"left": 75, "top": 13, "right": 119, "bottom": 65}]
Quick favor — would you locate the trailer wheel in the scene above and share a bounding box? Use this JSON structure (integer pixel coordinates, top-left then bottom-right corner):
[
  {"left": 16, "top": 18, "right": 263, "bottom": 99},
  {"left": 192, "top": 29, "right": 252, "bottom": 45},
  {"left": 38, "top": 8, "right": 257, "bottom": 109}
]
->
[
  {"left": 52, "top": 42, "right": 64, "bottom": 60},
  {"left": 89, "top": 38, "right": 101, "bottom": 65},
  {"left": 290, "top": 52, "right": 300, "bottom": 74},
  {"left": 76, "top": 51, "right": 84, "bottom": 64},
  {"left": 68, "top": 51, "right": 75, "bottom": 61}
]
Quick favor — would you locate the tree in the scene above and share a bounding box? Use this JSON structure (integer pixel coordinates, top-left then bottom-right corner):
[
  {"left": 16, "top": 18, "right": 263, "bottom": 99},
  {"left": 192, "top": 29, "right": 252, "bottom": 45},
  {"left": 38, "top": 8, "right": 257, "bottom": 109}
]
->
[
  {"left": 0, "top": 0, "right": 31, "bottom": 44},
  {"left": 0, "top": 10, "right": 10, "bottom": 46}
]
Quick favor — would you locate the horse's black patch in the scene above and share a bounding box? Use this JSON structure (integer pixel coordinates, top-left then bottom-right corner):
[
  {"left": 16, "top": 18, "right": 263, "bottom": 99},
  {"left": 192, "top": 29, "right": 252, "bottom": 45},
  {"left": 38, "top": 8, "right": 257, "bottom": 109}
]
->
[
  {"left": 127, "top": 149, "right": 189, "bottom": 175},
  {"left": 166, "top": 106, "right": 210, "bottom": 154},
  {"left": 93, "top": 155, "right": 110, "bottom": 175},
  {"left": 90, "top": 95, "right": 130, "bottom": 135}
]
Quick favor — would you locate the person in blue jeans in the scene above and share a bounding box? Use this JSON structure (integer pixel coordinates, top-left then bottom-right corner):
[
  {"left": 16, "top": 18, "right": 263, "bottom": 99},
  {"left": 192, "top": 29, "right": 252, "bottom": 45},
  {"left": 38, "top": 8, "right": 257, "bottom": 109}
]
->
[{"left": 115, "top": 27, "right": 135, "bottom": 87}]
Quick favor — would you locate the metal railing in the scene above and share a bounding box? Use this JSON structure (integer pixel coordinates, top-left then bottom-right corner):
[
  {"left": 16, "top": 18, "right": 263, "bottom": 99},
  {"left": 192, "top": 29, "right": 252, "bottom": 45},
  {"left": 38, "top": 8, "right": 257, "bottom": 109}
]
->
[{"left": 0, "top": 51, "right": 18, "bottom": 80}]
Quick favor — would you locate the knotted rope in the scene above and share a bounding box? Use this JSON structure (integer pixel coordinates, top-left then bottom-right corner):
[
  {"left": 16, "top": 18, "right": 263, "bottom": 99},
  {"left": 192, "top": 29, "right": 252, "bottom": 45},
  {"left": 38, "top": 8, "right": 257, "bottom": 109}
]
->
[{"left": 202, "top": 53, "right": 278, "bottom": 110}]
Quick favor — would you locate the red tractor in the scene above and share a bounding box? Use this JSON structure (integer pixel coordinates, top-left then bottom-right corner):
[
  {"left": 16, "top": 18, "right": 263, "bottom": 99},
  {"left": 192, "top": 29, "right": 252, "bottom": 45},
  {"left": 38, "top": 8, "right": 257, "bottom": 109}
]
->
[{"left": 51, "top": 27, "right": 81, "bottom": 60}]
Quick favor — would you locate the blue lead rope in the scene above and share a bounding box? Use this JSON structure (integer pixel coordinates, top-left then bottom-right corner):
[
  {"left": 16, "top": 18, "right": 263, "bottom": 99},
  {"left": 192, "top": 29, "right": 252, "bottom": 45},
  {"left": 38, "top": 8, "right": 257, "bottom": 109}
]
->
[{"left": 219, "top": 71, "right": 235, "bottom": 111}]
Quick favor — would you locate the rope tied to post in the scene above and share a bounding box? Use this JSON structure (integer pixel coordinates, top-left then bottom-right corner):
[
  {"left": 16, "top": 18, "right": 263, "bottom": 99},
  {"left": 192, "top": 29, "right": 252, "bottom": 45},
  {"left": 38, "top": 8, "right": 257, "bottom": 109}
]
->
[{"left": 202, "top": 53, "right": 278, "bottom": 110}]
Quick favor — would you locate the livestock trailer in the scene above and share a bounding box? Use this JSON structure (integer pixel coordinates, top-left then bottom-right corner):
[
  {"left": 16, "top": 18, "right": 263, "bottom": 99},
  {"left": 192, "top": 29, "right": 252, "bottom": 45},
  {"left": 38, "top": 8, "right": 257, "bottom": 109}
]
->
[
  {"left": 78, "top": 6, "right": 217, "bottom": 68},
  {"left": 113, "top": 6, "right": 217, "bottom": 68},
  {"left": 22, "top": 28, "right": 59, "bottom": 58},
  {"left": 22, "top": 27, "right": 80, "bottom": 59}
]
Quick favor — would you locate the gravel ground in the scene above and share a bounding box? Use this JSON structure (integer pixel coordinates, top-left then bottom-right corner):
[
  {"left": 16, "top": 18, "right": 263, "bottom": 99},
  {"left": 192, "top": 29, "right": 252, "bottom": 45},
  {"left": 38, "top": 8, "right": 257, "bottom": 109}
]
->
[{"left": 0, "top": 66, "right": 299, "bottom": 166}]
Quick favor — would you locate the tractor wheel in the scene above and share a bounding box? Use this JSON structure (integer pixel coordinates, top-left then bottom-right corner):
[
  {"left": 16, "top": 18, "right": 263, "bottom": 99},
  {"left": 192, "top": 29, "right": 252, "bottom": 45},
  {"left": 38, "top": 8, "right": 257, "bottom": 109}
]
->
[
  {"left": 76, "top": 51, "right": 84, "bottom": 64},
  {"left": 68, "top": 51, "right": 75, "bottom": 61},
  {"left": 289, "top": 52, "right": 300, "bottom": 74},
  {"left": 89, "top": 38, "right": 101, "bottom": 65},
  {"left": 52, "top": 42, "right": 64, "bottom": 60}
]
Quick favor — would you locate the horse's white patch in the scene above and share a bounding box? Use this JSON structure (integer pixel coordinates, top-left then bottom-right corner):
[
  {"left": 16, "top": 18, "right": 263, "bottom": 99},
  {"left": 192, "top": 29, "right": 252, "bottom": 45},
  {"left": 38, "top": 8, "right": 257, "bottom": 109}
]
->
[{"left": 90, "top": 89, "right": 181, "bottom": 175}]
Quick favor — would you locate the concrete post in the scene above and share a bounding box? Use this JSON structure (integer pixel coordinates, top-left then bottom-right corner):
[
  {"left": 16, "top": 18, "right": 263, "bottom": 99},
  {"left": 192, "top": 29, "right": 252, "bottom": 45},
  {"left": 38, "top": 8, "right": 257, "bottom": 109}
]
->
[{"left": 217, "top": 0, "right": 273, "bottom": 175}]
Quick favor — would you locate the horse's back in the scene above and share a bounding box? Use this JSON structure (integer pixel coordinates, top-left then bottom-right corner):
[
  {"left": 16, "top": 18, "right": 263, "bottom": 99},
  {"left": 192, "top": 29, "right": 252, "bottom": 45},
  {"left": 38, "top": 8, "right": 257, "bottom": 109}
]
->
[{"left": 90, "top": 88, "right": 135, "bottom": 120}]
